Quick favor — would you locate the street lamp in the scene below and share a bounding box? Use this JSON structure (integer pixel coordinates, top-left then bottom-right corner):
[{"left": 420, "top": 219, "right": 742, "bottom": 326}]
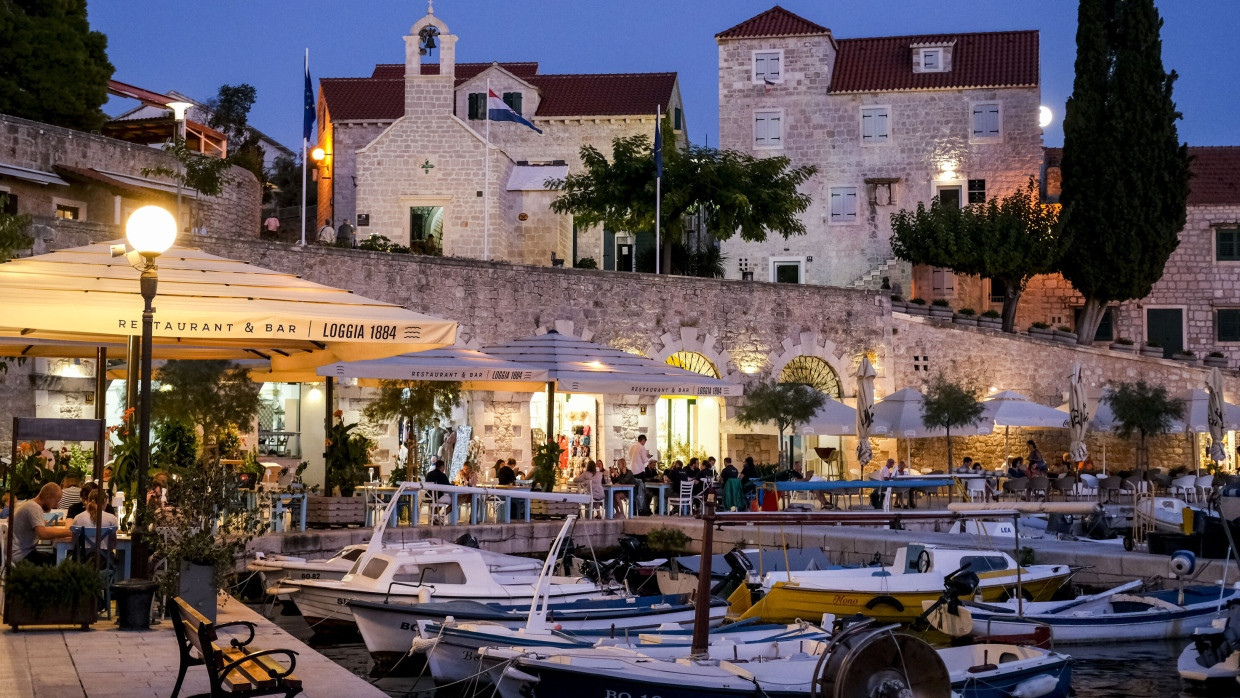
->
[
  {"left": 167, "top": 101, "right": 193, "bottom": 234},
  {"left": 125, "top": 205, "right": 177, "bottom": 578}
]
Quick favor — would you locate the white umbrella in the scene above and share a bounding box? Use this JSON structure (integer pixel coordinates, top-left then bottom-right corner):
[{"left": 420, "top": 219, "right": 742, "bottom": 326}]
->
[
  {"left": 871, "top": 387, "right": 993, "bottom": 469},
  {"left": 1207, "top": 368, "right": 1228, "bottom": 464},
  {"left": 981, "top": 389, "right": 1072, "bottom": 461},
  {"left": 854, "top": 357, "right": 877, "bottom": 471},
  {"left": 1067, "top": 364, "right": 1090, "bottom": 464},
  {"left": 314, "top": 347, "right": 550, "bottom": 391},
  {"left": 800, "top": 398, "right": 862, "bottom": 435}
]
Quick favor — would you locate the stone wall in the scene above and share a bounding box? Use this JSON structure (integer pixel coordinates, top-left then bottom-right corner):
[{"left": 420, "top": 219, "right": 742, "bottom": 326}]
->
[{"left": 0, "top": 113, "right": 260, "bottom": 237}]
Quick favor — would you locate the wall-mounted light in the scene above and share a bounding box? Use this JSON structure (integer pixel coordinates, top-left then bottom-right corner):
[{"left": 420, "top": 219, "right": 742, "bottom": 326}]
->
[
  {"left": 308, "top": 386, "right": 323, "bottom": 401},
  {"left": 938, "top": 160, "right": 958, "bottom": 181},
  {"left": 311, "top": 147, "right": 328, "bottom": 162}
]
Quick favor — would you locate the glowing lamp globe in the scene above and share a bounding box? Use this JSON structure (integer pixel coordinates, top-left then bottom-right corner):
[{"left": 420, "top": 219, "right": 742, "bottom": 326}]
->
[
  {"left": 311, "top": 147, "right": 327, "bottom": 162},
  {"left": 126, "top": 206, "right": 177, "bottom": 256}
]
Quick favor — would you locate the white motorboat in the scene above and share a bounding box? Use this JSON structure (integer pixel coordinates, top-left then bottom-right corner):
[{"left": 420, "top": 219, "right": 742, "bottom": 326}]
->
[
  {"left": 938, "top": 643, "right": 1072, "bottom": 698},
  {"left": 1178, "top": 604, "right": 1240, "bottom": 689}
]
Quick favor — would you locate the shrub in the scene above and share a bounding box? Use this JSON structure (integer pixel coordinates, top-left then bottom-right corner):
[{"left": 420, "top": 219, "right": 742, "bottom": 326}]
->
[
  {"left": 645, "top": 527, "right": 691, "bottom": 554},
  {"left": 1031, "top": 322, "right": 1050, "bottom": 330},
  {"left": 574, "top": 257, "right": 598, "bottom": 269},
  {"left": 909, "top": 298, "right": 927, "bottom": 305},
  {"left": 6, "top": 560, "right": 102, "bottom": 615},
  {"left": 981, "top": 310, "right": 1001, "bottom": 319},
  {"left": 957, "top": 308, "right": 976, "bottom": 316},
  {"left": 1209, "top": 351, "right": 1225, "bottom": 358},
  {"left": 1056, "top": 325, "right": 1073, "bottom": 333},
  {"left": 931, "top": 299, "right": 951, "bottom": 307},
  {"left": 1178, "top": 350, "right": 1195, "bottom": 357},
  {"left": 1114, "top": 337, "right": 1134, "bottom": 345}
]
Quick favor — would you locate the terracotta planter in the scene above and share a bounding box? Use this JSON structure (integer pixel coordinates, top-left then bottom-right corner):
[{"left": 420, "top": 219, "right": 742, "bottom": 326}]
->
[
  {"left": 1140, "top": 347, "right": 1164, "bottom": 358},
  {"left": 1204, "top": 356, "right": 1229, "bottom": 369},
  {"left": 1109, "top": 343, "right": 1135, "bottom": 353},
  {"left": 953, "top": 315, "right": 978, "bottom": 327}
]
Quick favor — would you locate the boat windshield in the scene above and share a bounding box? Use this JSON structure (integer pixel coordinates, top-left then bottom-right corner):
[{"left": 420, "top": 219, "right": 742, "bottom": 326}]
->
[
  {"left": 960, "top": 555, "right": 1009, "bottom": 572},
  {"left": 361, "top": 558, "right": 389, "bottom": 580},
  {"left": 337, "top": 548, "right": 364, "bottom": 562}
]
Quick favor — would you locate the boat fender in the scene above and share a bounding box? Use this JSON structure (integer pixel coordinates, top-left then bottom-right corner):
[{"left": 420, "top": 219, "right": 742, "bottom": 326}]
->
[
  {"left": 418, "top": 587, "right": 432, "bottom": 604},
  {"left": 1170, "top": 550, "right": 1196, "bottom": 576},
  {"left": 865, "top": 595, "right": 906, "bottom": 612},
  {"left": 1010, "top": 673, "right": 1060, "bottom": 698},
  {"left": 501, "top": 665, "right": 541, "bottom": 687},
  {"left": 409, "top": 637, "right": 439, "bottom": 653}
]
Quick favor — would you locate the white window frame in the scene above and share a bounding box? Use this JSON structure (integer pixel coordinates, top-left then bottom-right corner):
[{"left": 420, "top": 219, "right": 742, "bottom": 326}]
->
[
  {"left": 1212, "top": 225, "right": 1240, "bottom": 264},
  {"left": 752, "top": 49, "right": 784, "bottom": 85},
  {"left": 52, "top": 196, "right": 87, "bottom": 221},
  {"left": 920, "top": 48, "right": 944, "bottom": 72},
  {"left": 753, "top": 109, "right": 784, "bottom": 150},
  {"left": 768, "top": 256, "right": 805, "bottom": 284},
  {"left": 828, "top": 186, "right": 859, "bottom": 225},
  {"left": 1143, "top": 304, "right": 1188, "bottom": 350},
  {"left": 934, "top": 181, "right": 966, "bottom": 209},
  {"left": 930, "top": 267, "right": 957, "bottom": 299},
  {"left": 860, "top": 105, "right": 891, "bottom": 146},
  {"left": 970, "top": 101, "right": 1003, "bottom": 143}
]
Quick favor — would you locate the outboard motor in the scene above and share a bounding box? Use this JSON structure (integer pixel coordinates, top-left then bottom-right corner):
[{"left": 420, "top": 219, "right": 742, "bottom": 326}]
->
[
  {"left": 1194, "top": 603, "right": 1240, "bottom": 669},
  {"left": 454, "top": 532, "right": 480, "bottom": 549},
  {"left": 711, "top": 548, "right": 755, "bottom": 598},
  {"left": 1082, "top": 510, "right": 1113, "bottom": 540}
]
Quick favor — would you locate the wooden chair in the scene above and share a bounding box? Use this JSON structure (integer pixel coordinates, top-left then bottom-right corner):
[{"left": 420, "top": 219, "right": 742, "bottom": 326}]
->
[{"left": 170, "top": 597, "right": 302, "bottom": 698}]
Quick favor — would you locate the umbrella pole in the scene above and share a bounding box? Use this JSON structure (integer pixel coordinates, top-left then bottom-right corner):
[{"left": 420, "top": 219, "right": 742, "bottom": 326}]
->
[
  {"left": 324, "top": 377, "right": 334, "bottom": 488},
  {"left": 546, "top": 381, "right": 556, "bottom": 449},
  {"left": 1005, "top": 425, "right": 1010, "bottom": 461},
  {"left": 92, "top": 346, "right": 106, "bottom": 573}
]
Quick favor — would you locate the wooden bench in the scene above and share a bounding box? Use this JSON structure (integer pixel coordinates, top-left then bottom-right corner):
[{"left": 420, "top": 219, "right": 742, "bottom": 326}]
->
[{"left": 170, "top": 597, "right": 302, "bottom": 698}]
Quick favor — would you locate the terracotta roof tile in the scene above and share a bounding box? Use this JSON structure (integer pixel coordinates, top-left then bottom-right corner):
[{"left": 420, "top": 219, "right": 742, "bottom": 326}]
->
[
  {"left": 716, "top": 5, "right": 829, "bottom": 39},
  {"left": 830, "top": 30, "right": 1039, "bottom": 93},
  {"left": 1186, "top": 147, "right": 1240, "bottom": 206},
  {"left": 321, "top": 65, "right": 676, "bottom": 121}
]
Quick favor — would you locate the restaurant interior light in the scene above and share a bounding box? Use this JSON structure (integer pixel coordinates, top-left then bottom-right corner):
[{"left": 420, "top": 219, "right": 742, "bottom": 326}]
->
[{"left": 125, "top": 206, "right": 177, "bottom": 257}]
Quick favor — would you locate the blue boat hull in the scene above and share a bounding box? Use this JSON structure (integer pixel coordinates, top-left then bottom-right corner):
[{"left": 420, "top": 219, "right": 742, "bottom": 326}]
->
[{"left": 953, "top": 656, "right": 1072, "bottom": 698}]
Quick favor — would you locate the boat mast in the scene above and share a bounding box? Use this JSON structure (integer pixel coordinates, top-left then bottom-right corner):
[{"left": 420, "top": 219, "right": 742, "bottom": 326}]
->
[{"left": 525, "top": 514, "right": 578, "bottom": 634}]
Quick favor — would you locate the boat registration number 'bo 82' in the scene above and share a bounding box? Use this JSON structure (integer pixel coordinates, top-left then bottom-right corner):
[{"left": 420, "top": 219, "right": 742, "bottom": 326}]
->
[{"left": 321, "top": 323, "right": 398, "bottom": 340}]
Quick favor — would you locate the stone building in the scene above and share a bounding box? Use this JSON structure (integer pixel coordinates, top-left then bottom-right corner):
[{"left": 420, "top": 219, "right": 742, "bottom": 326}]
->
[
  {"left": 314, "top": 6, "right": 684, "bottom": 268},
  {"left": 0, "top": 113, "right": 261, "bottom": 238},
  {"left": 714, "top": 6, "right": 1043, "bottom": 293},
  {"left": 1017, "top": 146, "right": 1240, "bottom": 363}
]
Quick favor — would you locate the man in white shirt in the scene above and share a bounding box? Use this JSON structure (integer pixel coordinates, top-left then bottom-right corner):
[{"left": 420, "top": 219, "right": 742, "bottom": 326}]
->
[
  {"left": 627, "top": 435, "right": 651, "bottom": 475},
  {"left": 870, "top": 459, "right": 895, "bottom": 509},
  {"left": 317, "top": 219, "right": 336, "bottom": 244}
]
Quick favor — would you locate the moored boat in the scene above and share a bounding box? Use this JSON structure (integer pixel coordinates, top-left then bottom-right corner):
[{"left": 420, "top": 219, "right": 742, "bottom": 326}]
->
[{"left": 939, "top": 643, "right": 1072, "bottom": 698}]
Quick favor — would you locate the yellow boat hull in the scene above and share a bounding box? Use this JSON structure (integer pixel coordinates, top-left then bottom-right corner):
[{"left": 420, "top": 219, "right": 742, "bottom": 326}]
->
[{"left": 737, "top": 570, "right": 1071, "bottom": 624}]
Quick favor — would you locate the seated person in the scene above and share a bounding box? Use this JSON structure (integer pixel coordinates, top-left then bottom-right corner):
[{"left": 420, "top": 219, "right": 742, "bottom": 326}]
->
[
  {"left": 1007, "top": 457, "right": 1028, "bottom": 480},
  {"left": 426, "top": 460, "right": 450, "bottom": 486},
  {"left": 0, "top": 491, "right": 12, "bottom": 519},
  {"left": 66, "top": 482, "right": 115, "bottom": 520},
  {"left": 572, "top": 461, "right": 606, "bottom": 516},
  {"left": 12, "top": 483, "right": 73, "bottom": 565},
  {"left": 612, "top": 459, "right": 636, "bottom": 514},
  {"left": 58, "top": 474, "right": 83, "bottom": 510},
  {"left": 494, "top": 459, "right": 517, "bottom": 486}
]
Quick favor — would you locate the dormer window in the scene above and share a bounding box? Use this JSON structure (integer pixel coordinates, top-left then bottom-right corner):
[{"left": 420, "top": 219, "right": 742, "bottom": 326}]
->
[{"left": 913, "top": 44, "right": 953, "bottom": 73}]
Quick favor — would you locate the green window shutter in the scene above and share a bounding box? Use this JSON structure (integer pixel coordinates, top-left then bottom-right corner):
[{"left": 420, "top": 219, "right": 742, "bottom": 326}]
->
[
  {"left": 1218, "top": 229, "right": 1240, "bottom": 261},
  {"left": 467, "top": 93, "right": 479, "bottom": 120},
  {"left": 602, "top": 227, "right": 615, "bottom": 271},
  {"left": 674, "top": 107, "right": 682, "bottom": 131},
  {"left": 503, "top": 92, "right": 522, "bottom": 115},
  {"left": 1219, "top": 309, "right": 1240, "bottom": 342}
]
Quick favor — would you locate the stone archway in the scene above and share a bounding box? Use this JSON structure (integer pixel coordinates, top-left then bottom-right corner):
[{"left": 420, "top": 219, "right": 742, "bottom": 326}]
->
[
  {"left": 651, "top": 327, "right": 731, "bottom": 379},
  {"left": 767, "top": 331, "right": 854, "bottom": 398}
]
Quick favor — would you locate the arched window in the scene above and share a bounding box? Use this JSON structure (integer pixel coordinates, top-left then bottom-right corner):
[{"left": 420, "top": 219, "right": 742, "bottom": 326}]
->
[
  {"left": 665, "top": 351, "right": 720, "bottom": 379},
  {"left": 779, "top": 356, "right": 842, "bottom": 397}
]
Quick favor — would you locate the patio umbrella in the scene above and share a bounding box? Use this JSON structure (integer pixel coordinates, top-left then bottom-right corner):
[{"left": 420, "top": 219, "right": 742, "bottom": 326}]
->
[
  {"left": 0, "top": 241, "right": 458, "bottom": 371},
  {"left": 1067, "top": 363, "right": 1090, "bottom": 464},
  {"left": 479, "top": 330, "right": 744, "bottom": 446},
  {"left": 870, "top": 387, "right": 993, "bottom": 468},
  {"left": 312, "top": 347, "right": 550, "bottom": 391},
  {"left": 1207, "top": 368, "right": 1228, "bottom": 464},
  {"left": 981, "top": 390, "right": 1071, "bottom": 459},
  {"left": 854, "top": 357, "right": 877, "bottom": 472},
  {"left": 799, "top": 398, "right": 863, "bottom": 435}
]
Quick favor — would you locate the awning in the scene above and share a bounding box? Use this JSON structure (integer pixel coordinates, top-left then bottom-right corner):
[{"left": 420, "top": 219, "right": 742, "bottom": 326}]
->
[
  {"left": 871, "top": 387, "right": 993, "bottom": 438},
  {"left": 506, "top": 164, "right": 568, "bottom": 191},
  {"left": 981, "top": 390, "right": 1071, "bottom": 428},
  {"left": 0, "top": 163, "right": 69, "bottom": 187},
  {"left": 309, "top": 347, "right": 550, "bottom": 391},
  {"left": 53, "top": 165, "right": 186, "bottom": 198},
  {"left": 0, "top": 241, "right": 458, "bottom": 372},
  {"left": 479, "top": 331, "right": 743, "bottom": 397}
]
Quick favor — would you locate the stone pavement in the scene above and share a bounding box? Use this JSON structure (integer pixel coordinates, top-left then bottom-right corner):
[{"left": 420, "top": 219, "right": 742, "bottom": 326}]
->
[{"left": 0, "top": 598, "right": 384, "bottom": 698}]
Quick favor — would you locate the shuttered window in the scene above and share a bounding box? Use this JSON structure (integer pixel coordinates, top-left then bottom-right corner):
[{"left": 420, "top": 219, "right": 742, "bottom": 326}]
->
[
  {"left": 971, "top": 102, "right": 1001, "bottom": 140},
  {"left": 967, "top": 179, "right": 987, "bottom": 204},
  {"left": 931, "top": 267, "right": 956, "bottom": 297},
  {"left": 754, "top": 52, "right": 781, "bottom": 82},
  {"left": 503, "top": 92, "right": 522, "bottom": 115},
  {"left": 754, "top": 111, "right": 782, "bottom": 147},
  {"left": 467, "top": 93, "right": 486, "bottom": 120},
  {"left": 1217, "top": 228, "right": 1240, "bottom": 261},
  {"left": 861, "top": 107, "right": 889, "bottom": 144},
  {"left": 829, "top": 187, "right": 858, "bottom": 223},
  {"left": 1219, "top": 309, "right": 1240, "bottom": 342},
  {"left": 674, "top": 107, "right": 682, "bottom": 131}
]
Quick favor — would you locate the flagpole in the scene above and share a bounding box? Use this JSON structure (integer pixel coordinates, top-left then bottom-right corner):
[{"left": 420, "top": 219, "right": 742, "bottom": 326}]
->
[
  {"left": 484, "top": 78, "right": 491, "bottom": 261},
  {"left": 300, "top": 48, "right": 309, "bottom": 246},
  {"left": 655, "top": 104, "right": 661, "bottom": 275}
]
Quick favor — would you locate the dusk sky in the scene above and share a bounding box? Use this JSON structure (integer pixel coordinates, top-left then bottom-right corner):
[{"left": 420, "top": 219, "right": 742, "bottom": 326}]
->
[{"left": 89, "top": 0, "right": 1240, "bottom": 154}]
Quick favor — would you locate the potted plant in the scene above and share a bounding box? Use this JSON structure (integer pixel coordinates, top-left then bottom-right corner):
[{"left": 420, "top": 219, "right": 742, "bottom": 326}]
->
[
  {"left": 1172, "top": 349, "right": 1198, "bottom": 365},
  {"left": 890, "top": 294, "right": 908, "bottom": 313},
  {"left": 1141, "top": 340, "right": 1163, "bottom": 358},
  {"left": 1110, "top": 337, "right": 1136, "bottom": 353},
  {"left": 1103, "top": 381, "right": 1185, "bottom": 474},
  {"left": 154, "top": 460, "right": 267, "bottom": 623},
  {"left": 1054, "top": 325, "right": 1078, "bottom": 344},
  {"left": 979, "top": 309, "right": 1002, "bottom": 330},
  {"left": 929, "top": 298, "right": 953, "bottom": 318},
  {"left": 906, "top": 298, "right": 929, "bottom": 316},
  {"left": 953, "top": 308, "right": 978, "bottom": 327},
  {"left": 1205, "top": 351, "right": 1229, "bottom": 368},
  {"left": 4, "top": 560, "right": 102, "bottom": 630},
  {"left": 324, "top": 411, "right": 372, "bottom": 497},
  {"left": 1028, "top": 321, "right": 1054, "bottom": 338}
]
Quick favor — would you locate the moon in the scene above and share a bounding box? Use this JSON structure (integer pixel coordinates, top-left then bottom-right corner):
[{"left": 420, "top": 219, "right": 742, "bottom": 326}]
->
[{"left": 1038, "top": 106, "right": 1053, "bottom": 128}]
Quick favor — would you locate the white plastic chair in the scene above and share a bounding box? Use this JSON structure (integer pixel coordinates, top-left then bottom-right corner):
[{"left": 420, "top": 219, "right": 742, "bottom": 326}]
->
[
  {"left": 1196, "top": 475, "right": 1215, "bottom": 503},
  {"left": 667, "top": 480, "right": 695, "bottom": 516},
  {"left": 966, "top": 478, "right": 991, "bottom": 502},
  {"left": 1076, "top": 473, "right": 1100, "bottom": 500},
  {"left": 1170, "top": 475, "right": 1198, "bottom": 502}
]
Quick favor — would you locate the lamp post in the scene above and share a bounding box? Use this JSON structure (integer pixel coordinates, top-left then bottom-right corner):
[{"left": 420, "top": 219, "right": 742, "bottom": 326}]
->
[
  {"left": 167, "top": 101, "right": 193, "bottom": 234},
  {"left": 125, "top": 205, "right": 177, "bottom": 579},
  {"left": 311, "top": 147, "right": 332, "bottom": 229}
]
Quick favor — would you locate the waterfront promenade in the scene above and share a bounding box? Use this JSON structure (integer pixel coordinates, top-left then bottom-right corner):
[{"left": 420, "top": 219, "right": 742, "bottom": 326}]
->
[{"left": 0, "top": 598, "right": 383, "bottom": 698}]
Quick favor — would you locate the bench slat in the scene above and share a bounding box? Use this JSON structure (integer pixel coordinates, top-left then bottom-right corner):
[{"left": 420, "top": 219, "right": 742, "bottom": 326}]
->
[
  {"left": 252, "top": 654, "right": 301, "bottom": 689},
  {"left": 221, "top": 647, "right": 278, "bottom": 689}
]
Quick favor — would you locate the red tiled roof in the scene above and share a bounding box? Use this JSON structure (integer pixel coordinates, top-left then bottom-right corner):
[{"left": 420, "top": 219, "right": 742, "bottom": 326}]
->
[
  {"left": 716, "top": 6, "right": 828, "bottom": 39},
  {"left": 370, "top": 62, "right": 540, "bottom": 85},
  {"left": 829, "top": 30, "right": 1039, "bottom": 93},
  {"left": 321, "top": 65, "right": 675, "bottom": 121},
  {"left": 526, "top": 73, "right": 677, "bottom": 117},
  {"left": 1187, "top": 147, "right": 1240, "bottom": 206},
  {"left": 319, "top": 78, "right": 404, "bottom": 121}
]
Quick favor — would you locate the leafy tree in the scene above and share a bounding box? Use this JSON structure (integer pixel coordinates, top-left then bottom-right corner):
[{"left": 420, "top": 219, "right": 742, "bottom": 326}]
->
[
  {"left": 362, "top": 380, "right": 462, "bottom": 480},
  {"left": 0, "top": 0, "right": 113, "bottom": 132},
  {"left": 921, "top": 375, "right": 986, "bottom": 470},
  {"left": 548, "top": 119, "right": 816, "bottom": 271},
  {"left": 152, "top": 360, "right": 261, "bottom": 455},
  {"left": 1059, "top": 0, "right": 1191, "bottom": 345},
  {"left": 267, "top": 153, "right": 315, "bottom": 210},
  {"left": 0, "top": 194, "right": 32, "bottom": 262},
  {"left": 890, "top": 179, "right": 1061, "bottom": 332},
  {"left": 636, "top": 240, "right": 726, "bottom": 277},
  {"left": 1103, "top": 380, "right": 1185, "bottom": 472},
  {"left": 206, "top": 84, "right": 267, "bottom": 193},
  {"left": 734, "top": 380, "right": 827, "bottom": 466}
]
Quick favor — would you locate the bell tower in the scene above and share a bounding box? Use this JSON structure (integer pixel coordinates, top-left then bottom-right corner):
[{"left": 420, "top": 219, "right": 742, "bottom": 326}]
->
[{"left": 404, "top": 2, "right": 457, "bottom": 117}]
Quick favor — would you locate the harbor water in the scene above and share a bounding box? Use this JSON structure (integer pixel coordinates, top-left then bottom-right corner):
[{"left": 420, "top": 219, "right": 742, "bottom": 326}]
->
[{"left": 255, "top": 603, "right": 1232, "bottom": 697}]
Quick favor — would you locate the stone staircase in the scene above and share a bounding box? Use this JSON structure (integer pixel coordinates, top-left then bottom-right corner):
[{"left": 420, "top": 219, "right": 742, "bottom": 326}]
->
[{"left": 847, "top": 257, "right": 901, "bottom": 290}]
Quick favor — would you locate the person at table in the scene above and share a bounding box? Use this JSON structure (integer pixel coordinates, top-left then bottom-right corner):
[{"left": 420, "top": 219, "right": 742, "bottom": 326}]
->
[
  {"left": 58, "top": 473, "right": 83, "bottom": 510},
  {"left": 685, "top": 458, "right": 702, "bottom": 481},
  {"left": 870, "top": 459, "right": 896, "bottom": 509},
  {"left": 12, "top": 483, "right": 72, "bottom": 565},
  {"left": 100, "top": 465, "right": 115, "bottom": 498},
  {"left": 0, "top": 491, "right": 13, "bottom": 519},
  {"left": 1007, "top": 457, "right": 1028, "bottom": 480},
  {"left": 572, "top": 461, "right": 606, "bottom": 516},
  {"left": 67, "top": 483, "right": 115, "bottom": 520},
  {"left": 720, "top": 457, "right": 738, "bottom": 483},
  {"left": 895, "top": 460, "right": 920, "bottom": 508},
  {"left": 627, "top": 435, "right": 651, "bottom": 476},
  {"left": 495, "top": 459, "right": 517, "bottom": 486},
  {"left": 426, "top": 459, "right": 451, "bottom": 486},
  {"left": 72, "top": 487, "right": 119, "bottom": 531},
  {"left": 147, "top": 471, "right": 171, "bottom": 507},
  {"left": 703, "top": 456, "right": 718, "bottom": 480},
  {"left": 612, "top": 459, "right": 636, "bottom": 515},
  {"left": 634, "top": 459, "right": 661, "bottom": 515},
  {"left": 956, "top": 457, "right": 974, "bottom": 474},
  {"left": 1026, "top": 440, "right": 1046, "bottom": 472}
]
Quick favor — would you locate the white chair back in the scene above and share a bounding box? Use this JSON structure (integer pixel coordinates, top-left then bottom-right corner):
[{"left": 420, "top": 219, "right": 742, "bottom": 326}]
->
[{"left": 1080, "top": 474, "right": 1099, "bottom": 488}]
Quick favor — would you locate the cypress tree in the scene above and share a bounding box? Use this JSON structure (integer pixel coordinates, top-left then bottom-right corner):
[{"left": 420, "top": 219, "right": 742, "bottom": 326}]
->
[{"left": 1058, "top": 0, "right": 1190, "bottom": 345}]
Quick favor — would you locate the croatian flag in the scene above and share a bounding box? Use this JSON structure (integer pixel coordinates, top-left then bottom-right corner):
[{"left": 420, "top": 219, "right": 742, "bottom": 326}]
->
[{"left": 487, "top": 90, "right": 542, "bottom": 134}]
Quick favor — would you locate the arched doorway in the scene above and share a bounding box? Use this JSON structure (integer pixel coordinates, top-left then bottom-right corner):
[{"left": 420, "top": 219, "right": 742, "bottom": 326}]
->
[
  {"left": 657, "top": 352, "right": 722, "bottom": 464},
  {"left": 779, "top": 356, "right": 844, "bottom": 475}
]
